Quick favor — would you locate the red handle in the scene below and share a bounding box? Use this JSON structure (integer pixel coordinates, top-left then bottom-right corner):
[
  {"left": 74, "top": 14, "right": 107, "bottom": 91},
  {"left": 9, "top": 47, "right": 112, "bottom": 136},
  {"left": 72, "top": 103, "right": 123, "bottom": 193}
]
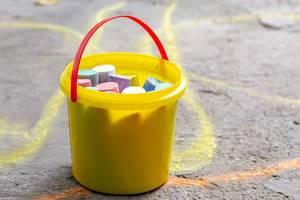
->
[{"left": 71, "top": 15, "right": 169, "bottom": 102}]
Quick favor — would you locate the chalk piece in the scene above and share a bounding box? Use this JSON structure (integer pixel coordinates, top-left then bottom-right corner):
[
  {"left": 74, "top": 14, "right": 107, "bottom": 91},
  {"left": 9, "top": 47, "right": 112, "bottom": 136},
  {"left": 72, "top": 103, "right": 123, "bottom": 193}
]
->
[
  {"left": 77, "top": 79, "right": 91, "bottom": 87},
  {"left": 108, "top": 74, "right": 132, "bottom": 92},
  {"left": 92, "top": 64, "right": 116, "bottom": 83},
  {"left": 122, "top": 73, "right": 139, "bottom": 86},
  {"left": 87, "top": 86, "right": 98, "bottom": 91},
  {"left": 155, "top": 83, "right": 172, "bottom": 91},
  {"left": 143, "top": 77, "right": 160, "bottom": 92},
  {"left": 105, "top": 91, "right": 117, "bottom": 94},
  {"left": 96, "top": 82, "right": 120, "bottom": 93},
  {"left": 78, "top": 69, "right": 98, "bottom": 86},
  {"left": 122, "top": 86, "right": 146, "bottom": 94}
]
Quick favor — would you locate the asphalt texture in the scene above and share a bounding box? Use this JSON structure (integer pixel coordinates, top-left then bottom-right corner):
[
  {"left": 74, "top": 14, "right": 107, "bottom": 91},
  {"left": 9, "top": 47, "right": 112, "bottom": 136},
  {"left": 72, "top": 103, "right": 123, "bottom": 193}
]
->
[{"left": 0, "top": 0, "right": 300, "bottom": 199}]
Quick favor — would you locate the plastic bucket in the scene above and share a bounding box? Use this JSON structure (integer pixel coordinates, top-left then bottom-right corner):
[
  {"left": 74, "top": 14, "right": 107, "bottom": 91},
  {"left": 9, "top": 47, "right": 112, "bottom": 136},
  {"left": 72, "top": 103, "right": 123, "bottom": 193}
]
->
[{"left": 60, "top": 15, "right": 186, "bottom": 194}]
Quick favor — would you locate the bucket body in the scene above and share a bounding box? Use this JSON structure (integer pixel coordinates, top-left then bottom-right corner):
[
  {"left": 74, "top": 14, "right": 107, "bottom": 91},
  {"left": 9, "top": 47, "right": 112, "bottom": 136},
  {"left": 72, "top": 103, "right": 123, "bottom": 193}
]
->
[
  {"left": 61, "top": 53, "right": 186, "bottom": 194},
  {"left": 68, "top": 100, "right": 177, "bottom": 194}
]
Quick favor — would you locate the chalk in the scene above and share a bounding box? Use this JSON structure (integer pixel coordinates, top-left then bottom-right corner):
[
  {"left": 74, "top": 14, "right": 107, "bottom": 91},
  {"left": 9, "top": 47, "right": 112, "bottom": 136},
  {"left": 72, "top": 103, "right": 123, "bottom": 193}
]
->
[
  {"left": 122, "top": 73, "right": 139, "bottom": 86},
  {"left": 96, "top": 82, "right": 120, "bottom": 93},
  {"left": 122, "top": 86, "right": 146, "bottom": 94},
  {"left": 108, "top": 74, "right": 132, "bottom": 92},
  {"left": 143, "top": 77, "right": 161, "bottom": 92},
  {"left": 105, "top": 91, "right": 117, "bottom": 94},
  {"left": 155, "top": 83, "right": 172, "bottom": 91},
  {"left": 92, "top": 64, "right": 116, "bottom": 83},
  {"left": 78, "top": 69, "right": 98, "bottom": 86},
  {"left": 87, "top": 86, "right": 98, "bottom": 91},
  {"left": 77, "top": 79, "right": 91, "bottom": 87}
]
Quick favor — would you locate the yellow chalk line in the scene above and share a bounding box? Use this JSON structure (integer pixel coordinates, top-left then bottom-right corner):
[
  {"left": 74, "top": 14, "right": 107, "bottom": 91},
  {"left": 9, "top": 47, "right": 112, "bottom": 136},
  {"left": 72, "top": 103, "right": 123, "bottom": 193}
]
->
[
  {"left": 86, "top": 1, "right": 126, "bottom": 54},
  {"left": 0, "top": 118, "right": 29, "bottom": 138},
  {"left": 0, "top": 22, "right": 97, "bottom": 52},
  {"left": 163, "top": 1, "right": 180, "bottom": 64},
  {"left": 0, "top": 22, "right": 78, "bottom": 162},
  {"left": 138, "top": 34, "right": 153, "bottom": 54},
  {"left": 0, "top": 91, "right": 64, "bottom": 165},
  {"left": 0, "top": 5, "right": 298, "bottom": 167},
  {"left": 142, "top": 11, "right": 300, "bottom": 107},
  {"left": 171, "top": 89, "right": 216, "bottom": 172},
  {"left": 162, "top": 1, "right": 216, "bottom": 172},
  {"left": 172, "top": 11, "right": 300, "bottom": 107},
  {"left": 79, "top": 0, "right": 215, "bottom": 173},
  {"left": 0, "top": 22, "right": 75, "bottom": 165},
  {"left": 0, "top": 3, "right": 125, "bottom": 165},
  {"left": 188, "top": 73, "right": 300, "bottom": 106},
  {"left": 173, "top": 12, "right": 300, "bottom": 30},
  {"left": 84, "top": 1, "right": 214, "bottom": 172}
]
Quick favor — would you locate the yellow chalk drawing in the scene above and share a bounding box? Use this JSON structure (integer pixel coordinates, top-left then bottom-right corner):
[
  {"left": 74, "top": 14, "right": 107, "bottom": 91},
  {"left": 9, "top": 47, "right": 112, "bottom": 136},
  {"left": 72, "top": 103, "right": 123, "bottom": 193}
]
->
[
  {"left": 138, "top": 34, "right": 153, "bottom": 54},
  {"left": 0, "top": 22, "right": 99, "bottom": 51},
  {"left": 0, "top": 3, "right": 125, "bottom": 165},
  {"left": 84, "top": 1, "right": 214, "bottom": 172},
  {"left": 86, "top": 1, "right": 126, "bottom": 54},
  {"left": 0, "top": 22, "right": 73, "bottom": 165},
  {"left": 162, "top": 1, "right": 216, "bottom": 172},
  {"left": 171, "top": 89, "right": 216, "bottom": 172},
  {"left": 173, "top": 12, "right": 300, "bottom": 31},
  {"left": 163, "top": 1, "right": 180, "bottom": 64},
  {"left": 0, "top": 118, "right": 29, "bottom": 138},
  {"left": 0, "top": 91, "right": 64, "bottom": 165},
  {"left": 142, "top": 12, "right": 300, "bottom": 106},
  {"left": 170, "top": 11, "right": 300, "bottom": 106},
  {"left": 0, "top": 2, "right": 299, "bottom": 168},
  {"left": 188, "top": 73, "right": 300, "bottom": 106}
]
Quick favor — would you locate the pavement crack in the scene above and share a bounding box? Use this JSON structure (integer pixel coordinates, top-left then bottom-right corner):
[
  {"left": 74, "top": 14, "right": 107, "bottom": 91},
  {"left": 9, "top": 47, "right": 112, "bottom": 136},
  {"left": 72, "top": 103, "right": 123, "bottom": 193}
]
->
[
  {"left": 198, "top": 89, "right": 222, "bottom": 96},
  {"left": 293, "top": 120, "right": 300, "bottom": 125},
  {"left": 198, "top": 88, "right": 232, "bottom": 100}
]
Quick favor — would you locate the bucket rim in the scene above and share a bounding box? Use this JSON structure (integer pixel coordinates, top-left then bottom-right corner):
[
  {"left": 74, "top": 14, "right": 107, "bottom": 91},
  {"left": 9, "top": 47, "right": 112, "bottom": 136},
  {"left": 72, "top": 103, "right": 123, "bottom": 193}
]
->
[{"left": 60, "top": 52, "right": 186, "bottom": 110}]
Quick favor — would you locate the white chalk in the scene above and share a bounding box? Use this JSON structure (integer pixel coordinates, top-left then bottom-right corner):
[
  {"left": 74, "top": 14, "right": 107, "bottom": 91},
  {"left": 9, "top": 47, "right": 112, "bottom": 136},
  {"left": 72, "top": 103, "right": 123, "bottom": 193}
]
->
[
  {"left": 92, "top": 64, "right": 116, "bottom": 83},
  {"left": 155, "top": 82, "right": 172, "bottom": 91},
  {"left": 122, "top": 86, "right": 146, "bottom": 94}
]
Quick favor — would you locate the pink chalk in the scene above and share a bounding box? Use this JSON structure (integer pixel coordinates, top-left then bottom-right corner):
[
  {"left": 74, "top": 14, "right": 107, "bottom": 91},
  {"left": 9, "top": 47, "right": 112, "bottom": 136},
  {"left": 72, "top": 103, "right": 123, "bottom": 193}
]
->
[
  {"left": 105, "top": 91, "right": 117, "bottom": 94},
  {"left": 77, "top": 79, "right": 91, "bottom": 87},
  {"left": 96, "top": 82, "right": 120, "bottom": 93},
  {"left": 108, "top": 74, "right": 132, "bottom": 92}
]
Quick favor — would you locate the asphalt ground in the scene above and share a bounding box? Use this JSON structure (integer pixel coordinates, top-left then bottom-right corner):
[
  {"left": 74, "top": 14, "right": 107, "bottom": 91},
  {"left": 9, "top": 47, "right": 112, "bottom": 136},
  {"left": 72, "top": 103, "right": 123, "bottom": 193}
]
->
[{"left": 0, "top": 0, "right": 300, "bottom": 199}]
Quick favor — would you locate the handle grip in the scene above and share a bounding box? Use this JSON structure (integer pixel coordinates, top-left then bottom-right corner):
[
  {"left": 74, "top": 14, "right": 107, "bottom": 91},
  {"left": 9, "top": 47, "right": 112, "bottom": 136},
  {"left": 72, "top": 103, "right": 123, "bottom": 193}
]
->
[{"left": 71, "top": 15, "right": 169, "bottom": 102}]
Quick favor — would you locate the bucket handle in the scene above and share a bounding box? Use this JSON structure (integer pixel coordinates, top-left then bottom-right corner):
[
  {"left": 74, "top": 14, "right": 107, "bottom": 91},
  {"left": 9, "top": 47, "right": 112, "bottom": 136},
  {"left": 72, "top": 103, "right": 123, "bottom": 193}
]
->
[{"left": 71, "top": 15, "right": 169, "bottom": 102}]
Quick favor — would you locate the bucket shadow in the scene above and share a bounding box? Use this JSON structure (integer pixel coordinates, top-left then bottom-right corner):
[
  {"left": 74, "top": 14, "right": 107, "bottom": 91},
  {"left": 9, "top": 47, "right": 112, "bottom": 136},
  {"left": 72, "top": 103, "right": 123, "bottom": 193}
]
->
[{"left": 34, "top": 165, "right": 168, "bottom": 199}]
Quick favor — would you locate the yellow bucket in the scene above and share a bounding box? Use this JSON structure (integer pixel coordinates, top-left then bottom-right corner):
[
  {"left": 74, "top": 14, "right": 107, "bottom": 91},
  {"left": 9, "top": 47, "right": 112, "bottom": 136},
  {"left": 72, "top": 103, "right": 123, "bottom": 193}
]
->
[{"left": 60, "top": 16, "right": 186, "bottom": 194}]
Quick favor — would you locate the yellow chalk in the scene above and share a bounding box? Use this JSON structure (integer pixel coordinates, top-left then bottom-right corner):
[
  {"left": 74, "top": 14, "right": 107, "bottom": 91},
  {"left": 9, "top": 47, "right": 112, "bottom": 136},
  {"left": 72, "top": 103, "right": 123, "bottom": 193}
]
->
[
  {"left": 0, "top": 2, "right": 125, "bottom": 165},
  {"left": 86, "top": 1, "right": 126, "bottom": 54},
  {"left": 162, "top": 1, "right": 216, "bottom": 172},
  {"left": 0, "top": 91, "right": 65, "bottom": 165}
]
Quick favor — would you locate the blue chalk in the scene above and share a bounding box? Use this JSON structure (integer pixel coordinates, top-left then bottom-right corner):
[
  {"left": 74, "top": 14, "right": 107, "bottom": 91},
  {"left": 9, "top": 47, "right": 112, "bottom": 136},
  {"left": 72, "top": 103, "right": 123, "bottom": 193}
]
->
[
  {"left": 87, "top": 86, "right": 98, "bottom": 91},
  {"left": 78, "top": 69, "right": 97, "bottom": 77},
  {"left": 143, "top": 77, "right": 161, "bottom": 92},
  {"left": 78, "top": 69, "right": 98, "bottom": 86},
  {"left": 155, "top": 83, "right": 172, "bottom": 91}
]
